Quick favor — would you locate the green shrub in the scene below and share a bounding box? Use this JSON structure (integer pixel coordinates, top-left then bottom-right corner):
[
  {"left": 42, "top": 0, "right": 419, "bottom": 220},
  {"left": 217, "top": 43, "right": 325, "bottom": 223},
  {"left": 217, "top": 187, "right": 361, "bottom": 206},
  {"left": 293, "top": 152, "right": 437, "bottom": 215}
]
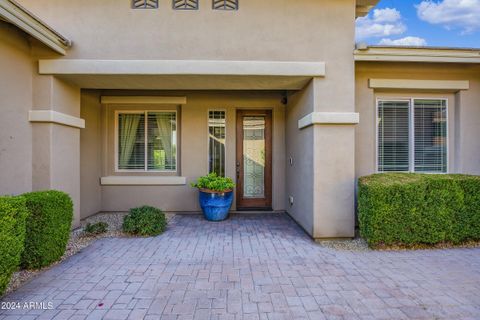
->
[
  {"left": 191, "top": 173, "right": 235, "bottom": 192},
  {"left": 0, "top": 196, "right": 28, "bottom": 295},
  {"left": 22, "top": 191, "right": 73, "bottom": 269},
  {"left": 84, "top": 222, "right": 108, "bottom": 235},
  {"left": 358, "top": 173, "right": 480, "bottom": 247},
  {"left": 123, "top": 206, "right": 167, "bottom": 237}
]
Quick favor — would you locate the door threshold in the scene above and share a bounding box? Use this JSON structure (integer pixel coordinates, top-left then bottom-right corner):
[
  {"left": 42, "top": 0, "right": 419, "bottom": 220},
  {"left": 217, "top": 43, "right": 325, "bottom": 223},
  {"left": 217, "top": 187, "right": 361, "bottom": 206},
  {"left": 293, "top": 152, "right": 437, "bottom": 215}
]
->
[{"left": 236, "top": 207, "right": 273, "bottom": 212}]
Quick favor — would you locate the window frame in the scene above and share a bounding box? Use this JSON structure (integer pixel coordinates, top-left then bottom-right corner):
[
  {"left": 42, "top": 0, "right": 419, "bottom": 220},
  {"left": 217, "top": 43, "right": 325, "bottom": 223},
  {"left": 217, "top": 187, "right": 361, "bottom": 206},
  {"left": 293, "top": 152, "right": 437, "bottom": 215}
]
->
[
  {"left": 207, "top": 109, "right": 227, "bottom": 176},
  {"left": 375, "top": 97, "right": 449, "bottom": 174},
  {"left": 114, "top": 110, "right": 179, "bottom": 173}
]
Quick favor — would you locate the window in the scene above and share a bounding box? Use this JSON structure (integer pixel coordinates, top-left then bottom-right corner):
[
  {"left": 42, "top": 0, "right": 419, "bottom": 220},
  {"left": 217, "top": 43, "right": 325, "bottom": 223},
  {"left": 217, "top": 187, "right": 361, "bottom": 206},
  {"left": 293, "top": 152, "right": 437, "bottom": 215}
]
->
[
  {"left": 173, "top": 0, "right": 199, "bottom": 10},
  {"left": 132, "top": 0, "right": 159, "bottom": 9},
  {"left": 208, "top": 111, "right": 226, "bottom": 176},
  {"left": 213, "top": 0, "right": 238, "bottom": 10},
  {"left": 117, "top": 111, "right": 177, "bottom": 172},
  {"left": 377, "top": 99, "right": 447, "bottom": 173}
]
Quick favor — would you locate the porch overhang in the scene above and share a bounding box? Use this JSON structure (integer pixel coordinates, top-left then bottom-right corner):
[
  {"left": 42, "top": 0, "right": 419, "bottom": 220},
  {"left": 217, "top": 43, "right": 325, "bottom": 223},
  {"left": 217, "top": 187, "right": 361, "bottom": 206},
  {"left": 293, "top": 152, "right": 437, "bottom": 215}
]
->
[{"left": 38, "top": 59, "right": 326, "bottom": 90}]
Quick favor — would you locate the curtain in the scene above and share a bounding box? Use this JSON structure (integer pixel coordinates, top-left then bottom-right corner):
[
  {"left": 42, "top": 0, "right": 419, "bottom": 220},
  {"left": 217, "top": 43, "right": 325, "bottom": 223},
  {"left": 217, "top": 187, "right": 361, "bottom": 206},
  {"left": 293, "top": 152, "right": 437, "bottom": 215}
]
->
[
  {"left": 119, "top": 114, "right": 141, "bottom": 169},
  {"left": 156, "top": 114, "right": 174, "bottom": 169}
]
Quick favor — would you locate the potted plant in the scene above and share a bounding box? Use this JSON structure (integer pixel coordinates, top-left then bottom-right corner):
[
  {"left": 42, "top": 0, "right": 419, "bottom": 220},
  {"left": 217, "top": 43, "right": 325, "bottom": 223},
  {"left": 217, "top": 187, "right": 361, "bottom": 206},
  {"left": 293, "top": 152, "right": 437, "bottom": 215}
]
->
[{"left": 191, "top": 173, "right": 235, "bottom": 221}]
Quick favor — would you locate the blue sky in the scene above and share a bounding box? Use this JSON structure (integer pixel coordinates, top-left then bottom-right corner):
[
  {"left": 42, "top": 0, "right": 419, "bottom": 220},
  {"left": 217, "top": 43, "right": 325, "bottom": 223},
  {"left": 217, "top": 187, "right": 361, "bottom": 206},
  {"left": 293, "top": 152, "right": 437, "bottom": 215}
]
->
[{"left": 356, "top": 0, "right": 480, "bottom": 48}]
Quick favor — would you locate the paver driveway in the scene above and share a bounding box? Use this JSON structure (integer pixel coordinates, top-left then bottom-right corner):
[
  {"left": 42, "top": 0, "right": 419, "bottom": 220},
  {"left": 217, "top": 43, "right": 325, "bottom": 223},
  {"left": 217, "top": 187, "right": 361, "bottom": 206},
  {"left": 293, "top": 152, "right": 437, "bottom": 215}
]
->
[{"left": 1, "top": 213, "right": 480, "bottom": 320}]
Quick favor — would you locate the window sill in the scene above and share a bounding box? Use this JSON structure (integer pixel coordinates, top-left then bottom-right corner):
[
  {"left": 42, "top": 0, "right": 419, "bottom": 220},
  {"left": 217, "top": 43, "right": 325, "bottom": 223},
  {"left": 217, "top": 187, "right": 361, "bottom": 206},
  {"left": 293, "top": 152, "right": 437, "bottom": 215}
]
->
[{"left": 100, "top": 176, "right": 186, "bottom": 186}]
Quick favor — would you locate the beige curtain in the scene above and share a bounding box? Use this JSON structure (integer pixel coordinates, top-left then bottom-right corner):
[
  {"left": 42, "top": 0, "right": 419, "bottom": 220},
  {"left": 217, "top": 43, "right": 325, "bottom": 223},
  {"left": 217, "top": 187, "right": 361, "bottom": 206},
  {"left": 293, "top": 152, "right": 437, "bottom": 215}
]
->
[
  {"left": 156, "top": 114, "right": 174, "bottom": 169},
  {"left": 119, "top": 114, "right": 141, "bottom": 169}
]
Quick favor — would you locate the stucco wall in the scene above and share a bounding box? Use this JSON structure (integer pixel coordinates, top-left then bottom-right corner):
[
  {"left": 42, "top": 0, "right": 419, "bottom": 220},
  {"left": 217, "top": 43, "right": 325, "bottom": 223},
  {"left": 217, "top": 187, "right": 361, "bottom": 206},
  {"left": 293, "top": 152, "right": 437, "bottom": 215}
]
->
[
  {"left": 286, "top": 82, "right": 315, "bottom": 235},
  {"left": 80, "top": 91, "right": 103, "bottom": 219},
  {"left": 17, "top": 0, "right": 355, "bottom": 62},
  {"left": 355, "top": 62, "right": 480, "bottom": 178},
  {"left": 80, "top": 90, "right": 286, "bottom": 215},
  {"left": 31, "top": 75, "right": 82, "bottom": 226},
  {"left": 0, "top": 22, "right": 33, "bottom": 195}
]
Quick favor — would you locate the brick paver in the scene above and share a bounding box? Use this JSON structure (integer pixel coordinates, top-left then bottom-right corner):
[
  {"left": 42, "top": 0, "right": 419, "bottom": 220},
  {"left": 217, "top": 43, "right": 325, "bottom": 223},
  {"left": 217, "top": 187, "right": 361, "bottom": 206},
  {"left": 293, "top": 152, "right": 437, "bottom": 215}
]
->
[{"left": 1, "top": 213, "right": 479, "bottom": 319}]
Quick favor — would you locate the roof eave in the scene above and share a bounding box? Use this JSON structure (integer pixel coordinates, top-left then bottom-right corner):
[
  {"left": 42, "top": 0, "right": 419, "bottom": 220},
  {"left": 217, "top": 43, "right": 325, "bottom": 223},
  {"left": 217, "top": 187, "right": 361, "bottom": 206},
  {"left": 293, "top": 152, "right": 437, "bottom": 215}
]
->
[
  {"left": 356, "top": 0, "right": 380, "bottom": 18},
  {"left": 0, "top": 0, "right": 71, "bottom": 55},
  {"left": 354, "top": 45, "right": 480, "bottom": 64}
]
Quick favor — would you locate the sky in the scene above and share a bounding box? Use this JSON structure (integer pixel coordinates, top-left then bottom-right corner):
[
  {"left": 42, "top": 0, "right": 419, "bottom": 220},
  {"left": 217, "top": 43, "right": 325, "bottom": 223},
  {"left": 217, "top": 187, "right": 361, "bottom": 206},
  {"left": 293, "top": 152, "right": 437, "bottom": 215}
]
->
[{"left": 356, "top": 0, "right": 480, "bottom": 48}]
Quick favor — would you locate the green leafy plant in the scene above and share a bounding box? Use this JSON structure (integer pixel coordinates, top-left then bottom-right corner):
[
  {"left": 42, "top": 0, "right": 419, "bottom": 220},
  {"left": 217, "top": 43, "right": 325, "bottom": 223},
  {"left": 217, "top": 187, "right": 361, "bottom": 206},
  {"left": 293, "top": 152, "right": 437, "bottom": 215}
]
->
[
  {"left": 0, "top": 196, "right": 28, "bottom": 295},
  {"left": 358, "top": 173, "right": 480, "bottom": 248},
  {"left": 123, "top": 206, "right": 167, "bottom": 237},
  {"left": 191, "top": 173, "right": 235, "bottom": 192},
  {"left": 84, "top": 222, "right": 108, "bottom": 235},
  {"left": 21, "top": 191, "right": 73, "bottom": 269}
]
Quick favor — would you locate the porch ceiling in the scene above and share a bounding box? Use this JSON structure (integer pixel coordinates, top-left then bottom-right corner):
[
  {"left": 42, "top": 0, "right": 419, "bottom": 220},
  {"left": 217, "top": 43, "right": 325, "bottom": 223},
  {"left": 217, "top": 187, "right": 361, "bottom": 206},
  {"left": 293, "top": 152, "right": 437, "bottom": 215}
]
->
[{"left": 38, "top": 59, "right": 326, "bottom": 90}]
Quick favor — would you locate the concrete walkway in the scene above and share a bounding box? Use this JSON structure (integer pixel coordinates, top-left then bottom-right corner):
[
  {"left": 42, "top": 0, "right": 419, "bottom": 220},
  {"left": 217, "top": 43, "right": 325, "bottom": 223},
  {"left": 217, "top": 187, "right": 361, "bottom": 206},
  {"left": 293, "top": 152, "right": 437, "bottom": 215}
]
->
[{"left": 1, "top": 213, "right": 479, "bottom": 320}]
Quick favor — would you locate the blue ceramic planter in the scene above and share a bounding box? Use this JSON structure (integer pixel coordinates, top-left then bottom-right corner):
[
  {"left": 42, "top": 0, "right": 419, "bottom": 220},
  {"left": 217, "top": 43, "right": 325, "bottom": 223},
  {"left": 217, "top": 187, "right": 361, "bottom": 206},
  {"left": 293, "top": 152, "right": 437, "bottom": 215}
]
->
[{"left": 199, "top": 189, "right": 233, "bottom": 221}]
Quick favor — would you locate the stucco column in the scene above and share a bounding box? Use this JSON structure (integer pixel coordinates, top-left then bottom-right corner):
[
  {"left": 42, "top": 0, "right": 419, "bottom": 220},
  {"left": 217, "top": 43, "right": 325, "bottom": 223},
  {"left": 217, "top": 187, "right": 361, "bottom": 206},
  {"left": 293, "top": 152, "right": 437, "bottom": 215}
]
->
[
  {"left": 31, "top": 75, "right": 83, "bottom": 228},
  {"left": 310, "top": 76, "right": 357, "bottom": 238}
]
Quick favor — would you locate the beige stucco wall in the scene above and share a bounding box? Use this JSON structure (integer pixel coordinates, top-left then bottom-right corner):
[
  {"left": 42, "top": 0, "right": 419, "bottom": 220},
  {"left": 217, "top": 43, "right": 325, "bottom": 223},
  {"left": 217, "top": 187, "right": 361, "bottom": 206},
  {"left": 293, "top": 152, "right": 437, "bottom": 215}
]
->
[
  {"left": 286, "top": 82, "right": 315, "bottom": 235},
  {"left": 80, "top": 91, "right": 103, "bottom": 219},
  {"left": 0, "top": 22, "right": 82, "bottom": 227},
  {"left": 31, "top": 75, "right": 82, "bottom": 227},
  {"left": 0, "top": 22, "right": 33, "bottom": 195},
  {"left": 80, "top": 91, "right": 286, "bottom": 215},
  {"left": 17, "top": 0, "right": 355, "bottom": 62},
  {"left": 355, "top": 62, "right": 480, "bottom": 178}
]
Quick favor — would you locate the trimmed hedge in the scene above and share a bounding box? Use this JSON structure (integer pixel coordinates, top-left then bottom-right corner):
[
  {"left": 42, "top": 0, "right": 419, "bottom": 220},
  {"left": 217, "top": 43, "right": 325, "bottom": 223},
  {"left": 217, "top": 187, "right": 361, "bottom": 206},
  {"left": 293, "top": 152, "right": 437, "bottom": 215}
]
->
[
  {"left": 123, "top": 206, "right": 167, "bottom": 237},
  {"left": 358, "top": 173, "right": 480, "bottom": 247},
  {"left": 0, "top": 196, "right": 28, "bottom": 295},
  {"left": 21, "top": 191, "right": 73, "bottom": 269}
]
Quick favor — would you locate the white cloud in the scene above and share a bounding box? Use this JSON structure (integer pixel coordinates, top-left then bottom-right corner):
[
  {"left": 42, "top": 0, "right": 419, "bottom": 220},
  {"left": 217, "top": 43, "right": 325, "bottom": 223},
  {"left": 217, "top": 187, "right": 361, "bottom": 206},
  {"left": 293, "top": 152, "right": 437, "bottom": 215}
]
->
[
  {"left": 416, "top": 0, "right": 480, "bottom": 33},
  {"left": 356, "top": 8, "right": 407, "bottom": 41},
  {"left": 379, "top": 36, "right": 428, "bottom": 46}
]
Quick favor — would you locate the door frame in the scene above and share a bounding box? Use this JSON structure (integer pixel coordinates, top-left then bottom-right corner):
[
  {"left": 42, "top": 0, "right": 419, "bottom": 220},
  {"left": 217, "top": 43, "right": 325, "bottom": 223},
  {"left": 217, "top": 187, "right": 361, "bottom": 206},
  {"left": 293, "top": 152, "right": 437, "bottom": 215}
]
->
[{"left": 236, "top": 109, "right": 273, "bottom": 210}]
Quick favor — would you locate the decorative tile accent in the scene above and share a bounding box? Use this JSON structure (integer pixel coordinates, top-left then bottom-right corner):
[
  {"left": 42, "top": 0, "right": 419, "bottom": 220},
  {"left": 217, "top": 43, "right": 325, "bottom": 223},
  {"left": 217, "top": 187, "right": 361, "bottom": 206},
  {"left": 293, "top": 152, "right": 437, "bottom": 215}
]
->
[
  {"left": 173, "top": 0, "right": 199, "bottom": 10},
  {"left": 213, "top": 0, "right": 238, "bottom": 10},
  {"left": 132, "top": 0, "right": 159, "bottom": 9}
]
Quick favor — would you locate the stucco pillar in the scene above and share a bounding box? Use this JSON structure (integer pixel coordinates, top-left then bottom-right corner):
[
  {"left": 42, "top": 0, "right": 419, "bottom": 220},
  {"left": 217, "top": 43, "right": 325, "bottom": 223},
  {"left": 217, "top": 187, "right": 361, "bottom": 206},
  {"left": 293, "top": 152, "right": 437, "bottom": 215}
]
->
[
  {"left": 311, "top": 77, "right": 357, "bottom": 238},
  {"left": 31, "top": 75, "right": 82, "bottom": 228}
]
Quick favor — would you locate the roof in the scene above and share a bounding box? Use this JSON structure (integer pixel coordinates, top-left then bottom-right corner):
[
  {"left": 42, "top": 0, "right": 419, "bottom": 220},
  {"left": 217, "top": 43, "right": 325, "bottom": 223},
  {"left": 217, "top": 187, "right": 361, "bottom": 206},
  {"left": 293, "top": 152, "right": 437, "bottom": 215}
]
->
[
  {"left": 354, "top": 45, "right": 480, "bottom": 64},
  {"left": 356, "top": 0, "right": 380, "bottom": 18},
  {"left": 0, "top": 0, "right": 70, "bottom": 55}
]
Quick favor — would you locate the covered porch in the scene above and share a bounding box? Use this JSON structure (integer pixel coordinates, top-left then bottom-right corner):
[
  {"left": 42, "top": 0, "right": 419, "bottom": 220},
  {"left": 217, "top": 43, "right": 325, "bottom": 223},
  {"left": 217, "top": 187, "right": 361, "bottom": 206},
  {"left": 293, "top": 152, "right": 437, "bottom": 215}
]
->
[{"left": 36, "top": 58, "right": 358, "bottom": 239}]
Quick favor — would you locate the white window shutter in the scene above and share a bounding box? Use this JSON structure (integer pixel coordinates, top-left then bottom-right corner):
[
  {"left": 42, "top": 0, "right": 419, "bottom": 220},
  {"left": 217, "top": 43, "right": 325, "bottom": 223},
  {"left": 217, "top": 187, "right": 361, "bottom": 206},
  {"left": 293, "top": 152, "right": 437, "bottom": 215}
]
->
[
  {"left": 414, "top": 99, "right": 447, "bottom": 173},
  {"left": 378, "top": 101, "right": 410, "bottom": 172}
]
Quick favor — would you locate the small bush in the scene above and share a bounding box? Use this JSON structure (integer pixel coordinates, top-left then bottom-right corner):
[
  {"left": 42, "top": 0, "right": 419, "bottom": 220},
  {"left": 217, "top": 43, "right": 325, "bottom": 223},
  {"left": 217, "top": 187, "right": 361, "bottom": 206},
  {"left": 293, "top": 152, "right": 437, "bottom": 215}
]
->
[
  {"left": 84, "top": 222, "right": 108, "bottom": 235},
  {"left": 358, "top": 173, "right": 480, "bottom": 247},
  {"left": 123, "top": 206, "right": 167, "bottom": 237},
  {"left": 22, "top": 191, "right": 73, "bottom": 269},
  {"left": 0, "top": 196, "right": 28, "bottom": 295}
]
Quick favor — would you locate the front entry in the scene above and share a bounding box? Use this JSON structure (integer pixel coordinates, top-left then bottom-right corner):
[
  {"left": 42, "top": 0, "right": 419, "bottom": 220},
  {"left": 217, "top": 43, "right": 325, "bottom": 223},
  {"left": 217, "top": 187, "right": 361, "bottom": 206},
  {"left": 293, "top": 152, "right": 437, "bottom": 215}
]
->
[{"left": 236, "top": 110, "right": 272, "bottom": 210}]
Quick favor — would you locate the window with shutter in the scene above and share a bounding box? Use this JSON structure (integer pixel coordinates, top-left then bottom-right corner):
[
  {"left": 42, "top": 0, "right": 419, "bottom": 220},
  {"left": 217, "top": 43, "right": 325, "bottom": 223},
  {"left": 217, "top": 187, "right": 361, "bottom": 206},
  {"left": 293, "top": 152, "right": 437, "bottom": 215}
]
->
[
  {"left": 414, "top": 99, "right": 447, "bottom": 173},
  {"left": 117, "top": 111, "right": 177, "bottom": 172},
  {"left": 377, "top": 99, "right": 448, "bottom": 173},
  {"left": 378, "top": 101, "right": 410, "bottom": 172}
]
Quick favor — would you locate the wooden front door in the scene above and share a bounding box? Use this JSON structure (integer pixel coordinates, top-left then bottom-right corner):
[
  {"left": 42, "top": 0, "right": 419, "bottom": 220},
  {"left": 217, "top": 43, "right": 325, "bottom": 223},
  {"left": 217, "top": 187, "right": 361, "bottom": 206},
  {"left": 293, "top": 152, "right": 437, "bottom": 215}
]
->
[{"left": 236, "top": 110, "right": 272, "bottom": 210}]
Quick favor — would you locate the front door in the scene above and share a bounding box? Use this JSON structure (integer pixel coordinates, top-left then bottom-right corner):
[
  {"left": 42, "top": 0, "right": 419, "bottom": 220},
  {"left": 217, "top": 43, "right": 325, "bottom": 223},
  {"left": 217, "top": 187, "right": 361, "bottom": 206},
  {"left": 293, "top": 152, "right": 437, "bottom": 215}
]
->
[{"left": 236, "top": 110, "right": 272, "bottom": 210}]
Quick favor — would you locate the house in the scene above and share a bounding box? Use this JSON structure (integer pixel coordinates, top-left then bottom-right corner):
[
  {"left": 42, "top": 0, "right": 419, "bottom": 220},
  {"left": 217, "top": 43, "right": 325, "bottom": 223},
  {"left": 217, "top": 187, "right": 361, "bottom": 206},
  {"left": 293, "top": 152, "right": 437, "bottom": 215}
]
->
[{"left": 0, "top": 0, "right": 479, "bottom": 239}]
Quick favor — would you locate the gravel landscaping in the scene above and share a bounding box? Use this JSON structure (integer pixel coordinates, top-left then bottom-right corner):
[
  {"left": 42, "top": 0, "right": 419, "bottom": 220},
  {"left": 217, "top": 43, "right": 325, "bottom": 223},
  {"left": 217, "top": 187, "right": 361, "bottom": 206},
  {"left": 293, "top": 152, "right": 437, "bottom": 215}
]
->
[{"left": 3, "top": 212, "right": 176, "bottom": 296}]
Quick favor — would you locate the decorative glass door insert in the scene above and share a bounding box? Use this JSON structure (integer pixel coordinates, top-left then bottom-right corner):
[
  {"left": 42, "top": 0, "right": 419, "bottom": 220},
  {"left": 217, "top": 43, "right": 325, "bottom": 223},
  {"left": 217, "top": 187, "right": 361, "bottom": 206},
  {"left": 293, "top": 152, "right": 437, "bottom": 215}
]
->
[
  {"left": 236, "top": 110, "right": 272, "bottom": 210},
  {"left": 243, "top": 116, "right": 265, "bottom": 198}
]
